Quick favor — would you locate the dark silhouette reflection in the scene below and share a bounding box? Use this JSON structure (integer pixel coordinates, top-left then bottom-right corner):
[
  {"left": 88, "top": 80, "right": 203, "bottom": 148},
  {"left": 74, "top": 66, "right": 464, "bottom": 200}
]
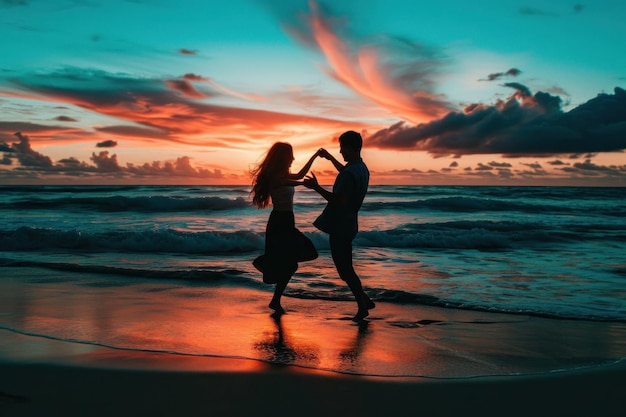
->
[
  {"left": 253, "top": 315, "right": 319, "bottom": 367},
  {"left": 339, "top": 320, "right": 371, "bottom": 367}
]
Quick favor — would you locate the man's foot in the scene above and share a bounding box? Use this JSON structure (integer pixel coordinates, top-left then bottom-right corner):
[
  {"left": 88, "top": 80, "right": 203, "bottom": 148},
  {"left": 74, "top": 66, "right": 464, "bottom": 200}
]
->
[
  {"left": 352, "top": 308, "right": 369, "bottom": 321},
  {"left": 359, "top": 294, "right": 375, "bottom": 310},
  {"left": 269, "top": 300, "right": 285, "bottom": 315}
]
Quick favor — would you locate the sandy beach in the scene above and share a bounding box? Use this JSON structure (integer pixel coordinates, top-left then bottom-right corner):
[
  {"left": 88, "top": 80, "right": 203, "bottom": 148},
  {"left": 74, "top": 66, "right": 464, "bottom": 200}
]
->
[
  {"left": 2, "top": 338, "right": 625, "bottom": 417},
  {"left": 1, "top": 267, "right": 626, "bottom": 416},
  {"left": 1, "top": 351, "right": 625, "bottom": 417}
]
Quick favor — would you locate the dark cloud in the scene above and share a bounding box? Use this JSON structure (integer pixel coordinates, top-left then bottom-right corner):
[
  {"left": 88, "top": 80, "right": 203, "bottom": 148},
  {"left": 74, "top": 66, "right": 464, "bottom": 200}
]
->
[
  {"left": 489, "top": 161, "right": 512, "bottom": 168},
  {"left": 10, "top": 132, "right": 53, "bottom": 167},
  {"left": 54, "top": 116, "right": 78, "bottom": 122},
  {"left": 368, "top": 86, "right": 626, "bottom": 157},
  {"left": 506, "top": 68, "right": 522, "bottom": 77},
  {"left": 90, "top": 151, "right": 122, "bottom": 172},
  {"left": 503, "top": 82, "right": 532, "bottom": 98},
  {"left": 388, "top": 168, "right": 424, "bottom": 175},
  {"left": 497, "top": 169, "right": 514, "bottom": 178},
  {"left": 574, "top": 159, "right": 624, "bottom": 174},
  {"left": 178, "top": 48, "right": 198, "bottom": 55},
  {"left": 480, "top": 68, "right": 522, "bottom": 81},
  {"left": 96, "top": 140, "right": 118, "bottom": 148},
  {"left": 183, "top": 73, "right": 210, "bottom": 82},
  {"left": 560, "top": 159, "right": 626, "bottom": 177},
  {"left": 520, "top": 4, "right": 584, "bottom": 17},
  {"left": 472, "top": 162, "right": 514, "bottom": 174},
  {"left": 547, "top": 159, "right": 569, "bottom": 166},
  {"left": 568, "top": 152, "right": 596, "bottom": 159},
  {"left": 126, "top": 156, "right": 225, "bottom": 179},
  {"left": 0, "top": 121, "right": 71, "bottom": 133},
  {"left": 6, "top": 67, "right": 173, "bottom": 107},
  {"left": 522, "top": 162, "right": 544, "bottom": 170},
  {"left": 58, "top": 157, "right": 84, "bottom": 166},
  {"left": 164, "top": 79, "right": 206, "bottom": 99},
  {"left": 519, "top": 7, "right": 558, "bottom": 17},
  {"left": 0, "top": 131, "right": 228, "bottom": 181}
]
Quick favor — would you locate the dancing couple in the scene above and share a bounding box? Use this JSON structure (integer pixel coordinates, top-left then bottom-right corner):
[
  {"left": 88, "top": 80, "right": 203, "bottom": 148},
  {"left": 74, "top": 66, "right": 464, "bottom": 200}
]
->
[{"left": 250, "top": 131, "right": 375, "bottom": 320}]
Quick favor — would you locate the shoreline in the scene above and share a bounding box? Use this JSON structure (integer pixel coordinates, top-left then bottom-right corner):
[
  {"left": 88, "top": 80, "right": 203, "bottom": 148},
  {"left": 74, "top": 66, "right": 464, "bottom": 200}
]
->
[
  {"left": 2, "top": 321, "right": 626, "bottom": 417},
  {"left": 3, "top": 325, "right": 624, "bottom": 379},
  {"left": 2, "top": 268, "right": 626, "bottom": 377},
  {"left": 2, "top": 267, "right": 626, "bottom": 416},
  {"left": 2, "top": 350, "right": 625, "bottom": 417}
]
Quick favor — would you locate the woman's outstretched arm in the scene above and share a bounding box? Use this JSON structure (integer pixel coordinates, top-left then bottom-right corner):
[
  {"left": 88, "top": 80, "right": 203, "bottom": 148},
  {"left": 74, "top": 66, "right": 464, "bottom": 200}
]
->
[{"left": 289, "top": 149, "right": 321, "bottom": 180}]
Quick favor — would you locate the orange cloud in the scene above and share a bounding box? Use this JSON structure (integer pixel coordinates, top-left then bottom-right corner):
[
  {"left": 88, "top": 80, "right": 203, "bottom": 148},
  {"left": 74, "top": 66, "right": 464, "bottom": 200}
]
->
[
  {"left": 303, "top": 0, "right": 453, "bottom": 124},
  {"left": 1, "top": 68, "right": 355, "bottom": 149}
]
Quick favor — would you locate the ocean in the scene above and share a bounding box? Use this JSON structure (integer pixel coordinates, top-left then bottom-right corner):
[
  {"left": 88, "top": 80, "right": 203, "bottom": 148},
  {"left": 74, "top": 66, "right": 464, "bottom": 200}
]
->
[
  {"left": 1, "top": 184, "right": 625, "bottom": 323},
  {"left": 2, "top": 184, "right": 626, "bottom": 377}
]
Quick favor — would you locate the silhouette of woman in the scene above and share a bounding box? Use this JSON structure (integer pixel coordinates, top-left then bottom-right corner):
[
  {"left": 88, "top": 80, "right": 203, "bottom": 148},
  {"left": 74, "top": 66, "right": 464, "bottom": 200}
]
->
[{"left": 251, "top": 142, "right": 319, "bottom": 314}]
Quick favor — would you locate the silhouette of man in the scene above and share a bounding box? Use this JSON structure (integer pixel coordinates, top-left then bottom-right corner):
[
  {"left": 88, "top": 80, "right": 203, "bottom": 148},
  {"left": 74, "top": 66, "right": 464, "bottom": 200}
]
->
[{"left": 304, "top": 130, "right": 375, "bottom": 320}]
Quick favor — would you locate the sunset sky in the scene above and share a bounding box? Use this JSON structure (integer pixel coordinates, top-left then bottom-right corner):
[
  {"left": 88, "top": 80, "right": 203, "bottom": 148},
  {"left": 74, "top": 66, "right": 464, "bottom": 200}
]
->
[{"left": 1, "top": 0, "right": 625, "bottom": 186}]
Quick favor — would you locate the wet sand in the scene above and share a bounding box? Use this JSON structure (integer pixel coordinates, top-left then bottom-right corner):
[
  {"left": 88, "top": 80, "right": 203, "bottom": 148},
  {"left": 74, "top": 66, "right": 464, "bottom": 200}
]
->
[
  {"left": 2, "top": 345, "right": 625, "bottom": 417},
  {"left": 1, "top": 267, "right": 626, "bottom": 416}
]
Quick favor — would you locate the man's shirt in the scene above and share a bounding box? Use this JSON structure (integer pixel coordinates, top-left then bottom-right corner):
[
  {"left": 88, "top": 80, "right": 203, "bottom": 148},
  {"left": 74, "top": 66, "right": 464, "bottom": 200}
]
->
[{"left": 313, "top": 158, "right": 369, "bottom": 238}]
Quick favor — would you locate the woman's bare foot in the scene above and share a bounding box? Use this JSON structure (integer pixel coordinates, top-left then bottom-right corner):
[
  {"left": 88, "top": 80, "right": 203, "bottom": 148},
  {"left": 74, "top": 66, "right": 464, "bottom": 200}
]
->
[
  {"left": 352, "top": 308, "right": 369, "bottom": 321},
  {"left": 269, "top": 300, "right": 285, "bottom": 315}
]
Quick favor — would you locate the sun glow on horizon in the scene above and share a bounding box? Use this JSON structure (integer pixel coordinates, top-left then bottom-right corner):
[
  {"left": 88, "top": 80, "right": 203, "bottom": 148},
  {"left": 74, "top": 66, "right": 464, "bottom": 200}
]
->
[{"left": 1, "top": 0, "right": 625, "bottom": 186}]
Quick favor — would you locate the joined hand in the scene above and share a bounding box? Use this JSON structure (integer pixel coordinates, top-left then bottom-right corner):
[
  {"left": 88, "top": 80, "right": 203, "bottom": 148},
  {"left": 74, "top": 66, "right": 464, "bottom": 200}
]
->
[{"left": 317, "top": 148, "right": 331, "bottom": 160}]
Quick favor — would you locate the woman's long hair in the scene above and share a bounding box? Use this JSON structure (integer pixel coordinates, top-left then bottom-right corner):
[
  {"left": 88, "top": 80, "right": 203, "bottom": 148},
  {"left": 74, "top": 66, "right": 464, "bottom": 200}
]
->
[{"left": 250, "top": 142, "right": 293, "bottom": 209}]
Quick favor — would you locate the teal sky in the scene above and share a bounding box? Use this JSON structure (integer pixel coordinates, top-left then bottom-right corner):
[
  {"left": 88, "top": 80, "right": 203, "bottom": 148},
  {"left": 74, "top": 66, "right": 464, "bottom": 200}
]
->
[{"left": 1, "top": 0, "right": 625, "bottom": 185}]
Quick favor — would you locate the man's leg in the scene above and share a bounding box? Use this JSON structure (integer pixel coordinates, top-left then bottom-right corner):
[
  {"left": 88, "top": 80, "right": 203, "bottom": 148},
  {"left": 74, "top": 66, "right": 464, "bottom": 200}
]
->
[{"left": 329, "top": 234, "right": 374, "bottom": 319}]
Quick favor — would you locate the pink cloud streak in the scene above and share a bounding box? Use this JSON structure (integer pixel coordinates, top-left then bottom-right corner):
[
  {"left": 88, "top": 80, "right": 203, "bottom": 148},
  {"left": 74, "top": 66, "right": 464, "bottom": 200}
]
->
[{"left": 305, "top": 1, "right": 452, "bottom": 124}]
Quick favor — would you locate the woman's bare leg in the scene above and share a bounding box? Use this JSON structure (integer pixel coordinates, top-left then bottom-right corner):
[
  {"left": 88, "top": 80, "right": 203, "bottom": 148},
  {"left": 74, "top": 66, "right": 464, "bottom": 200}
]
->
[{"left": 269, "top": 280, "right": 287, "bottom": 314}]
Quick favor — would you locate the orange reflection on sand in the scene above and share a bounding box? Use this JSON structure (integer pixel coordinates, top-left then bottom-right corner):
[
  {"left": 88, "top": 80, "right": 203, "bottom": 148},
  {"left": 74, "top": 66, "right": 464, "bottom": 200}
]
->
[
  {"left": 1, "top": 273, "right": 441, "bottom": 376},
  {"left": 252, "top": 313, "right": 381, "bottom": 371},
  {"left": 11, "top": 270, "right": 626, "bottom": 378}
]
